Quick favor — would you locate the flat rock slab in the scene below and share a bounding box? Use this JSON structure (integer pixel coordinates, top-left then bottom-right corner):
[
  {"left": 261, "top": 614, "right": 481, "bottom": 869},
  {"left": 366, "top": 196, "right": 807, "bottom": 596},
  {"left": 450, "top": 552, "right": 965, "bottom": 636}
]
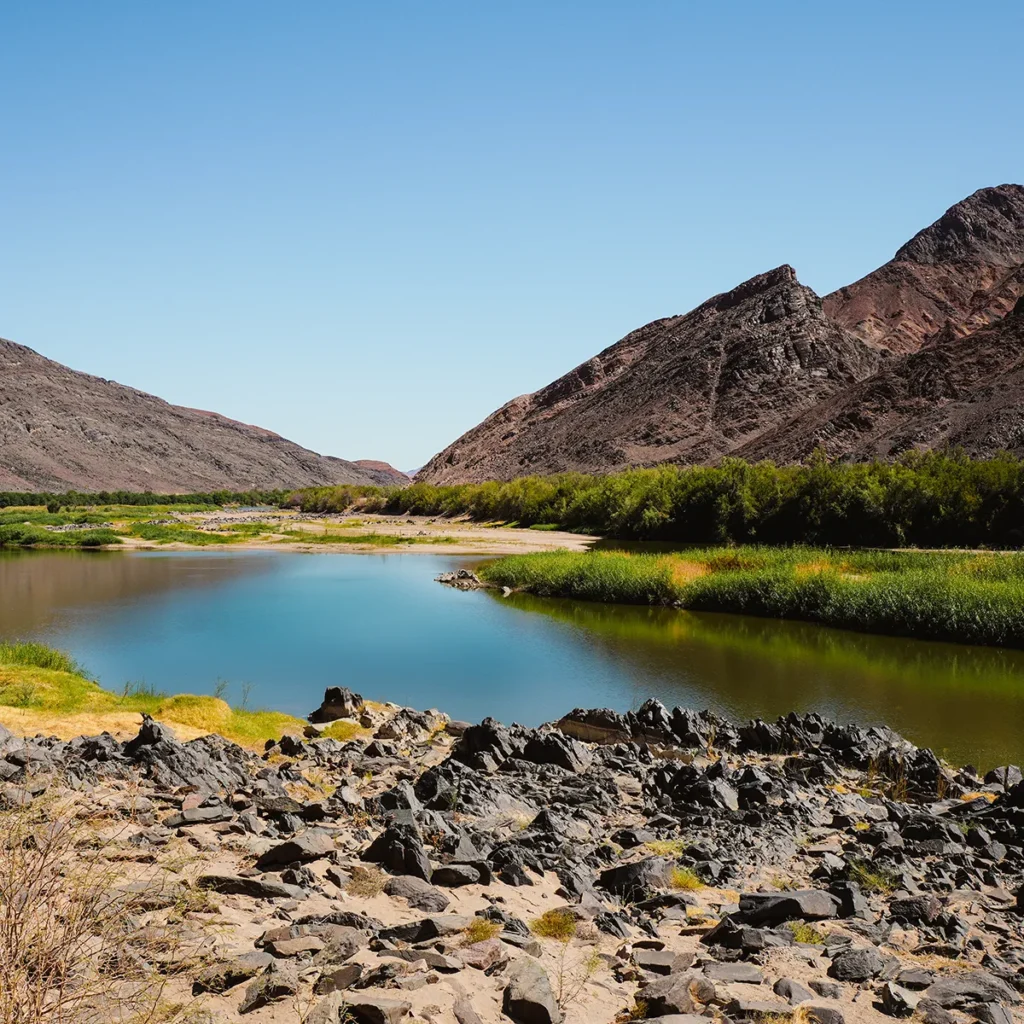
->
[
  {"left": 197, "top": 873, "right": 304, "bottom": 900},
  {"left": 255, "top": 829, "right": 335, "bottom": 869}
]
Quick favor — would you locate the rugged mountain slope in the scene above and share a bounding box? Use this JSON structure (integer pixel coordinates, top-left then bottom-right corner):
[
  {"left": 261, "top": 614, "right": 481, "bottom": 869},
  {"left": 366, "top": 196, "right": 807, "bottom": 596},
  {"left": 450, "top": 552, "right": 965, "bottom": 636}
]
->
[
  {"left": 421, "top": 184, "right": 1024, "bottom": 483},
  {"left": 823, "top": 184, "right": 1024, "bottom": 354},
  {"left": 418, "top": 266, "right": 879, "bottom": 483},
  {"left": 737, "top": 296, "right": 1024, "bottom": 462},
  {"left": 0, "top": 338, "right": 396, "bottom": 492}
]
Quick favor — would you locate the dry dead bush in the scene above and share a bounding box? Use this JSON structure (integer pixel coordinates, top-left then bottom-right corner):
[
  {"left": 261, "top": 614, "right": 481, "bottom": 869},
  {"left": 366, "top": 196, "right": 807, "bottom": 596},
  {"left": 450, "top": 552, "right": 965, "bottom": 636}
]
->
[{"left": 0, "top": 793, "right": 187, "bottom": 1024}]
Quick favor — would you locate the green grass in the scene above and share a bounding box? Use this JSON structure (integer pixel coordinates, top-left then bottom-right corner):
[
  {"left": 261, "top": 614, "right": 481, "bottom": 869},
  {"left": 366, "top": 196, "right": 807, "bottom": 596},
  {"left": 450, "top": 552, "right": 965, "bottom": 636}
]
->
[
  {"left": 125, "top": 522, "right": 233, "bottom": 545},
  {"left": 0, "top": 643, "right": 306, "bottom": 748},
  {"left": 0, "top": 524, "right": 121, "bottom": 548},
  {"left": 479, "top": 547, "right": 1024, "bottom": 648},
  {"left": 847, "top": 858, "right": 900, "bottom": 895}
]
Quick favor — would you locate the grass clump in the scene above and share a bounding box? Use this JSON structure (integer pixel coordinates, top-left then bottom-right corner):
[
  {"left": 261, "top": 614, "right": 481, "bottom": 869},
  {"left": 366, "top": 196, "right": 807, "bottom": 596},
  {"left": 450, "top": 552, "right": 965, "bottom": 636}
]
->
[
  {"left": 0, "top": 524, "right": 121, "bottom": 548},
  {"left": 645, "top": 838, "right": 687, "bottom": 857},
  {"left": 669, "top": 866, "right": 704, "bottom": 891},
  {"left": 0, "top": 642, "right": 84, "bottom": 676},
  {"left": 788, "top": 921, "right": 826, "bottom": 944},
  {"left": 847, "top": 858, "right": 900, "bottom": 895},
  {"left": 531, "top": 908, "right": 578, "bottom": 941},
  {"left": 345, "top": 866, "right": 388, "bottom": 898},
  {"left": 461, "top": 917, "right": 501, "bottom": 945},
  {"left": 125, "top": 522, "right": 232, "bottom": 545}
]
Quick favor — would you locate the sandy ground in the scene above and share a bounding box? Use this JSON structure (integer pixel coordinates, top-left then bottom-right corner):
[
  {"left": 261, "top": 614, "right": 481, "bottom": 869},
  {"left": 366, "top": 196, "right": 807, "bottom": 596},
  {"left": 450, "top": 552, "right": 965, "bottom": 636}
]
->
[{"left": 117, "top": 510, "right": 598, "bottom": 556}]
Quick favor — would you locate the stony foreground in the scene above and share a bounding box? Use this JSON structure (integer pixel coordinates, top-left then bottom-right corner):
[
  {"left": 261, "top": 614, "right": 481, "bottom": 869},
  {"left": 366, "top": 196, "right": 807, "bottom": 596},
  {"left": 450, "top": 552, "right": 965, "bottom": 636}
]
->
[{"left": 2, "top": 690, "right": 1023, "bottom": 1024}]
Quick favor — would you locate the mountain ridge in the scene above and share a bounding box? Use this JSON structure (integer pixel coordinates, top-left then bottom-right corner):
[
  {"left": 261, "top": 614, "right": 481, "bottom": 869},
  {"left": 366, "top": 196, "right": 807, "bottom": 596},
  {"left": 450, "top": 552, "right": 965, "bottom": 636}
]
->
[{"left": 0, "top": 337, "right": 400, "bottom": 492}]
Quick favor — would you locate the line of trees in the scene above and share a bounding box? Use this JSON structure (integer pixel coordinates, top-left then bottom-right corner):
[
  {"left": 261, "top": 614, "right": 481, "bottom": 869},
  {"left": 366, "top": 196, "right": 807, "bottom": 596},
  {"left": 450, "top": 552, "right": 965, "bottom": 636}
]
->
[
  {"left": 293, "top": 451, "right": 1024, "bottom": 549},
  {"left": 0, "top": 489, "right": 288, "bottom": 510}
]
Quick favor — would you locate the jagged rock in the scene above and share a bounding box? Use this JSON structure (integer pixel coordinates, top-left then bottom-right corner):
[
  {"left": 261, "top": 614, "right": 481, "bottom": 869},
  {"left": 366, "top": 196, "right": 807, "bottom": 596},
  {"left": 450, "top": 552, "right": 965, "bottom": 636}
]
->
[
  {"left": 255, "top": 829, "right": 335, "bottom": 868},
  {"left": 197, "top": 874, "right": 305, "bottom": 900},
  {"left": 502, "top": 957, "right": 561, "bottom": 1024},
  {"left": 379, "top": 915, "right": 473, "bottom": 944},
  {"left": 238, "top": 961, "right": 299, "bottom": 1013},
  {"left": 383, "top": 874, "right": 450, "bottom": 912},
  {"left": 308, "top": 686, "right": 365, "bottom": 723},
  {"left": 192, "top": 953, "right": 273, "bottom": 994},
  {"left": 521, "top": 732, "right": 592, "bottom": 773},
  {"left": 362, "top": 823, "right": 431, "bottom": 881}
]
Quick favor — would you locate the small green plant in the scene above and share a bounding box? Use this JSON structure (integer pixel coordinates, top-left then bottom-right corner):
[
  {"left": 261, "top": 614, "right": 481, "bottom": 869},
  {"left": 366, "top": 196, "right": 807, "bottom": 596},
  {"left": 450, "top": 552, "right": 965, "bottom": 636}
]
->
[
  {"left": 531, "top": 908, "right": 578, "bottom": 941},
  {"left": 460, "top": 917, "right": 501, "bottom": 945},
  {"left": 788, "top": 921, "right": 826, "bottom": 944},
  {"left": 644, "top": 839, "right": 686, "bottom": 857},
  {"left": 847, "top": 858, "right": 899, "bottom": 895},
  {"left": 669, "top": 866, "right": 704, "bottom": 891}
]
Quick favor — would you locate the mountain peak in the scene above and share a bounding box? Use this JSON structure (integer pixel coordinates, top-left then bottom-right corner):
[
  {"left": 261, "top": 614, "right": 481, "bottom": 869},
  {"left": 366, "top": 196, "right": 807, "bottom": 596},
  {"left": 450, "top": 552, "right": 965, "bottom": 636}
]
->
[{"left": 895, "top": 184, "right": 1024, "bottom": 266}]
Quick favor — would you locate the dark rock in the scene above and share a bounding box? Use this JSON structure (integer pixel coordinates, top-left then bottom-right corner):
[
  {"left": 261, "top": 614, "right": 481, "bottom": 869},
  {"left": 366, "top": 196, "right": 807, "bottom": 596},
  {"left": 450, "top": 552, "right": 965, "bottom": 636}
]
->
[
  {"left": 640, "top": 972, "right": 717, "bottom": 1016},
  {"left": 196, "top": 874, "right": 305, "bottom": 900},
  {"left": 308, "top": 686, "right": 365, "bottom": 723},
  {"left": 255, "top": 829, "right": 335, "bottom": 869},
  {"left": 313, "top": 962, "right": 363, "bottom": 994},
  {"left": 431, "top": 863, "right": 483, "bottom": 887},
  {"left": 924, "top": 973, "right": 1019, "bottom": 1009},
  {"left": 738, "top": 889, "right": 840, "bottom": 926},
  {"left": 362, "top": 824, "right": 432, "bottom": 881},
  {"left": 774, "top": 978, "right": 814, "bottom": 1004},
  {"left": 238, "top": 961, "right": 299, "bottom": 1013},
  {"left": 809, "top": 980, "right": 842, "bottom": 999},
  {"left": 192, "top": 953, "right": 273, "bottom": 994},
  {"left": 521, "top": 732, "right": 592, "bottom": 773},
  {"left": 880, "top": 982, "right": 920, "bottom": 1017},
  {"left": 383, "top": 875, "right": 450, "bottom": 912},
  {"left": 634, "top": 949, "right": 694, "bottom": 975},
  {"left": 342, "top": 994, "right": 413, "bottom": 1024},
  {"left": 804, "top": 1008, "right": 845, "bottom": 1024},
  {"left": 828, "top": 947, "right": 888, "bottom": 981},
  {"left": 502, "top": 957, "right": 562, "bottom": 1024},
  {"left": 704, "top": 962, "right": 764, "bottom": 984},
  {"left": 597, "top": 857, "right": 675, "bottom": 901}
]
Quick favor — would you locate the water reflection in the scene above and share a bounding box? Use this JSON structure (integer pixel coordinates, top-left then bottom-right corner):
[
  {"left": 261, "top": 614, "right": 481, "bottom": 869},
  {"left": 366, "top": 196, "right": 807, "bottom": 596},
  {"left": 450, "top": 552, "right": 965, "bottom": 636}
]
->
[{"left": 490, "top": 591, "right": 1024, "bottom": 770}]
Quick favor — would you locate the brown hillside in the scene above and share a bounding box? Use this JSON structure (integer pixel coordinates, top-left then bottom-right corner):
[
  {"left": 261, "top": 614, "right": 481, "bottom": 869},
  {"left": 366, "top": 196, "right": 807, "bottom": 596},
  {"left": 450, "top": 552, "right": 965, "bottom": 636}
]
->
[{"left": 0, "top": 338, "right": 395, "bottom": 492}]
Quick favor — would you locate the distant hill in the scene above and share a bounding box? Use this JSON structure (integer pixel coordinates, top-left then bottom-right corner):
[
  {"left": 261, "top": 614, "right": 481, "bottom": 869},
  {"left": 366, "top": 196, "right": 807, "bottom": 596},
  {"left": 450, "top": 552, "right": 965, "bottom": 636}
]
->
[
  {"left": 352, "top": 460, "right": 411, "bottom": 484},
  {"left": 418, "top": 185, "right": 1024, "bottom": 482},
  {"left": 0, "top": 338, "right": 399, "bottom": 492}
]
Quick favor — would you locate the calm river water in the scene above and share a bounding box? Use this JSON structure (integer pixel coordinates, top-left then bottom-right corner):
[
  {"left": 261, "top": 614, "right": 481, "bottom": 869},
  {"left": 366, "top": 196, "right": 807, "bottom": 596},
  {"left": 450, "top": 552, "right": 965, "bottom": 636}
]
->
[{"left": 1, "top": 549, "right": 1022, "bottom": 770}]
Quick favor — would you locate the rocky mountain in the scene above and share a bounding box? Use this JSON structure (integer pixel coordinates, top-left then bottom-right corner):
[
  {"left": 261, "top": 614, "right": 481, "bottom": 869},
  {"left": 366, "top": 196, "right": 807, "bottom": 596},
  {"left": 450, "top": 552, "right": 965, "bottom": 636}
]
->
[
  {"left": 420, "top": 184, "right": 1024, "bottom": 483},
  {"left": 352, "top": 460, "right": 412, "bottom": 485},
  {"left": 824, "top": 184, "right": 1024, "bottom": 354},
  {"left": 419, "top": 267, "right": 879, "bottom": 483},
  {"left": 0, "top": 338, "right": 399, "bottom": 492},
  {"left": 738, "top": 295, "right": 1024, "bottom": 462}
]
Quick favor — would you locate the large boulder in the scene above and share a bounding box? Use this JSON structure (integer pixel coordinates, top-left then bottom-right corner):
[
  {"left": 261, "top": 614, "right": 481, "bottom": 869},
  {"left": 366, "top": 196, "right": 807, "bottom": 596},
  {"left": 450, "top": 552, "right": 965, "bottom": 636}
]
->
[
  {"left": 308, "top": 686, "right": 365, "bottom": 723},
  {"left": 361, "top": 824, "right": 431, "bottom": 881},
  {"left": 737, "top": 890, "right": 840, "bottom": 926},
  {"left": 502, "top": 957, "right": 561, "bottom": 1024},
  {"left": 255, "top": 829, "right": 336, "bottom": 869}
]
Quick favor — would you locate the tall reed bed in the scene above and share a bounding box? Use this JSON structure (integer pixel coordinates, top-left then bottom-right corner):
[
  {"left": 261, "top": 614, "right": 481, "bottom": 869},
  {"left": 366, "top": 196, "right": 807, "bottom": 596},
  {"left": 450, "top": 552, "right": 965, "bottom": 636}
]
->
[{"left": 480, "top": 548, "right": 1024, "bottom": 648}]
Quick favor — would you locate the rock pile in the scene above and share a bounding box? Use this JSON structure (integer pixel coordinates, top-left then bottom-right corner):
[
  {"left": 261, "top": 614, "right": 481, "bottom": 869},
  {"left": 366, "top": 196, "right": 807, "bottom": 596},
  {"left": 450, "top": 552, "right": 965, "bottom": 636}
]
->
[{"left": 1, "top": 695, "right": 1022, "bottom": 1023}]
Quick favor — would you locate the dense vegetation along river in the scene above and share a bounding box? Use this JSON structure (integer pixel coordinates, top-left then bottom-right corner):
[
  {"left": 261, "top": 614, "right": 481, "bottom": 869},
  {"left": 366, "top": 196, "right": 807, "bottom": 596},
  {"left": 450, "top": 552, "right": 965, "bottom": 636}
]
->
[{"left": 1, "top": 549, "right": 1022, "bottom": 770}]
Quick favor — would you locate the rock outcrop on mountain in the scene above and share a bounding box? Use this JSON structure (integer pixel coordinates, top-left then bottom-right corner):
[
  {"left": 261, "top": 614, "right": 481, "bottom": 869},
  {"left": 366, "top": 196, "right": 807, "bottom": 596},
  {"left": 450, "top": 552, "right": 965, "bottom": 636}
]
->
[
  {"left": 824, "top": 184, "right": 1024, "bottom": 354},
  {"left": 420, "top": 185, "right": 1024, "bottom": 483},
  {"left": 0, "top": 338, "right": 398, "bottom": 492},
  {"left": 419, "top": 267, "right": 879, "bottom": 483},
  {"left": 738, "top": 295, "right": 1024, "bottom": 462},
  {"left": 352, "top": 460, "right": 411, "bottom": 484}
]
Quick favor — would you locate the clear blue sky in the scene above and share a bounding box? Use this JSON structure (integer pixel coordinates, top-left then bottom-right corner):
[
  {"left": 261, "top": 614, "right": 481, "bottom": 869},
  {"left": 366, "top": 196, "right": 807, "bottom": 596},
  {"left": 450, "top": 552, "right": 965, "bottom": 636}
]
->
[{"left": 3, "top": 2, "right": 1022, "bottom": 470}]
